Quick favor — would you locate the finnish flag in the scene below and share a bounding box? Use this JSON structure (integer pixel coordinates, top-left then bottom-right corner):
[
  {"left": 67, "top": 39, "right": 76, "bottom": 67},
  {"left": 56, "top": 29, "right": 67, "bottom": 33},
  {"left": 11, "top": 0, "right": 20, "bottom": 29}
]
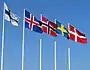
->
[{"left": 4, "top": 3, "right": 19, "bottom": 26}]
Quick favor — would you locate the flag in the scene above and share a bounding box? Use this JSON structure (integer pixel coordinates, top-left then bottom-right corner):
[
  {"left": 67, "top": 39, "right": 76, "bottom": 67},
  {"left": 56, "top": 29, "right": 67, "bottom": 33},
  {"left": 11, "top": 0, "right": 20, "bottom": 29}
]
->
[
  {"left": 49, "top": 21, "right": 58, "bottom": 37},
  {"left": 56, "top": 20, "right": 69, "bottom": 39},
  {"left": 25, "top": 10, "right": 43, "bottom": 33},
  {"left": 41, "top": 15, "right": 57, "bottom": 37},
  {"left": 4, "top": 2, "right": 19, "bottom": 26},
  {"left": 68, "top": 24, "right": 87, "bottom": 44}
]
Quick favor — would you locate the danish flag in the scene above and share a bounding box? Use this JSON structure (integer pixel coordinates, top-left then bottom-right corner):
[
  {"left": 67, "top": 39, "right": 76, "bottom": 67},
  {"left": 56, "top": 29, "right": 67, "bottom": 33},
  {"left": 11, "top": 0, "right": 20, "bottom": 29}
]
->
[{"left": 68, "top": 24, "right": 87, "bottom": 44}]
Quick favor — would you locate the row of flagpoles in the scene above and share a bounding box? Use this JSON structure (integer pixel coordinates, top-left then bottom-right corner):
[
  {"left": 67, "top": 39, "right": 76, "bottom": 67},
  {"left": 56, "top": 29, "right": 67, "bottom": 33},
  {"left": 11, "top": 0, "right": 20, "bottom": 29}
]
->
[
  {"left": 1, "top": 2, "right": 87, "bottom": 70},
  {"left": 3, "top": 2, "right": 87, "bottom": 44}
]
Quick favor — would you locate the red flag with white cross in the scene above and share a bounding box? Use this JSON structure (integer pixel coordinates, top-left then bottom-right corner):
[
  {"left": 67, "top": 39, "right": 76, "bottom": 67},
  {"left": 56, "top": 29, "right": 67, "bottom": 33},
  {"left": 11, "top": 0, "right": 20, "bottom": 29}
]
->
[{"left": 68, "top": 24, "right": 87, "bottom": 44}]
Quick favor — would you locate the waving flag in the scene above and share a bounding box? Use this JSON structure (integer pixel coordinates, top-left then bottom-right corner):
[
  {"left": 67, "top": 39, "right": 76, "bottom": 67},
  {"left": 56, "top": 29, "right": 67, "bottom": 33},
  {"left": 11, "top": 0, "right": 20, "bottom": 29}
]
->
[
  {"left": 56, "top": 20, "right": 69, "bottom": 39},
  {"left": 49, "top": 21, "right": 58, "bottom": 37},
  {"left": 25, "top": 10, "right": 43, "bottom": 33},
  {"left": 4, "top": 2, "right": 19, "bottom": 26},
  {"left": 68, "top": 24, "right": 87, "bottom": 44},
  {"left": 41, "top": 15, "right": 57, "bottom": 37}
]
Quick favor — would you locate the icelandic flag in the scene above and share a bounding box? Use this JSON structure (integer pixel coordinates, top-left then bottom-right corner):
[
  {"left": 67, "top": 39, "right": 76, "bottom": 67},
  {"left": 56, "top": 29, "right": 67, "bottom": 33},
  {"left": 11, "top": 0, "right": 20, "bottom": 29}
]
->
[
  {"left": 25, "top": 10, "right": 43, "bottom": 33},
  {"left": 4, "top": 2, "right": 19, "bottom": 26}
]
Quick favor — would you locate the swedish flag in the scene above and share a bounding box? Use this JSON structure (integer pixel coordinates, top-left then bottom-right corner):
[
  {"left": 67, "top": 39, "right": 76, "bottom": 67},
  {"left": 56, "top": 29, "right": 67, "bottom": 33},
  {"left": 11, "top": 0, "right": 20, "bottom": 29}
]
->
[{"left": 56, "top": 20, "right": 69, "bottom": 39}]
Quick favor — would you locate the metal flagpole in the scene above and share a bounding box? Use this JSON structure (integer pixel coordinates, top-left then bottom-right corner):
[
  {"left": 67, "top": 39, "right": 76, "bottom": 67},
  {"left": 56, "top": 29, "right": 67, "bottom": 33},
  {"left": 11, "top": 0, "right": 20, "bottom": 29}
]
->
[
  {"left": 22, "top": 9, "right": 25, "bottom": 70},
  {"left": 40, "top": 38, "right": 42, "bottom": 70},
  {"left": 54, "top": 19, "right": 57, "bottom": 70},
  {"left": 40, "top": 14, "right": 43, "bottom": 70},
  {"left": 68, "top": 48, "right": 70, "bottom": 70},
  {"left": 68, "top": 23, "right": 70, "bottom": 70},
  {"left": 1, "top": 3, "right": 5, "bottom": 70},
  {"left": 54, "top": 40, "right": 56, "bottom": 70}
]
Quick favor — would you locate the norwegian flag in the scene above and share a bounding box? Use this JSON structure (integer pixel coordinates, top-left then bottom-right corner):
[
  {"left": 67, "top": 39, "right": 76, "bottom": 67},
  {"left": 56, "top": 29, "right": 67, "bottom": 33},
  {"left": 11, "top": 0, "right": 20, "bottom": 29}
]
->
[
  {"left": 68, "top": 24, "right": 87, "bottom": 44},
  {"left": 41, "top": 15, "right": 58, "bottom": 37},
  {"left": 25, "top": 10, "right": 43, "bottom": 33}
]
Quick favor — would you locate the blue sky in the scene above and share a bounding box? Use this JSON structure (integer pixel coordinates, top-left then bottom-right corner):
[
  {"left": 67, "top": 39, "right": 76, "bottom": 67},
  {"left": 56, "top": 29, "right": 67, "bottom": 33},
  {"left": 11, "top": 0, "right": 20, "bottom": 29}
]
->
[{"left": 0, "top": 0, "right": 90, "bottom": 70}]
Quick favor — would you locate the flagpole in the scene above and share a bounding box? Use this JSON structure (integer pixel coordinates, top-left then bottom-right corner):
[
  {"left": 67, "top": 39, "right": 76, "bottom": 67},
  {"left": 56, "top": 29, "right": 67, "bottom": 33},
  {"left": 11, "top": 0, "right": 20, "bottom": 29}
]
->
[
  {"left": 1, "top": 3, "right": 5, "bottom": 70},
  {"left": 22, "top": 9, "right": 25, "bottom": 70},
  {"left": 68, "top": 48, "right": 70, "bottom": 70},
  {"left": 40, "top": 38, "right": 42, "bottom": 70},
  {"left": 54, "top": 19, "right": 56, "bottom": 70},
  {"left": 54, "top": 40, "right": 56, "bottom": 70},
  {"left": 67, "top": 23, "right": 70, "bottom": 70},
  {"left": 40, "top": 14, "right": 42, "bottom": 70}
]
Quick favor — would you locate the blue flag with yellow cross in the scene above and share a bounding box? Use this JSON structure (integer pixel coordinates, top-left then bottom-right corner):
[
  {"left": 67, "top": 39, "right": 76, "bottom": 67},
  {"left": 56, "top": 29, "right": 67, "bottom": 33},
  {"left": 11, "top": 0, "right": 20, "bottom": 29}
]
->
[{"left": 56, "top": 20, "right": 69, "bottom": 39}]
